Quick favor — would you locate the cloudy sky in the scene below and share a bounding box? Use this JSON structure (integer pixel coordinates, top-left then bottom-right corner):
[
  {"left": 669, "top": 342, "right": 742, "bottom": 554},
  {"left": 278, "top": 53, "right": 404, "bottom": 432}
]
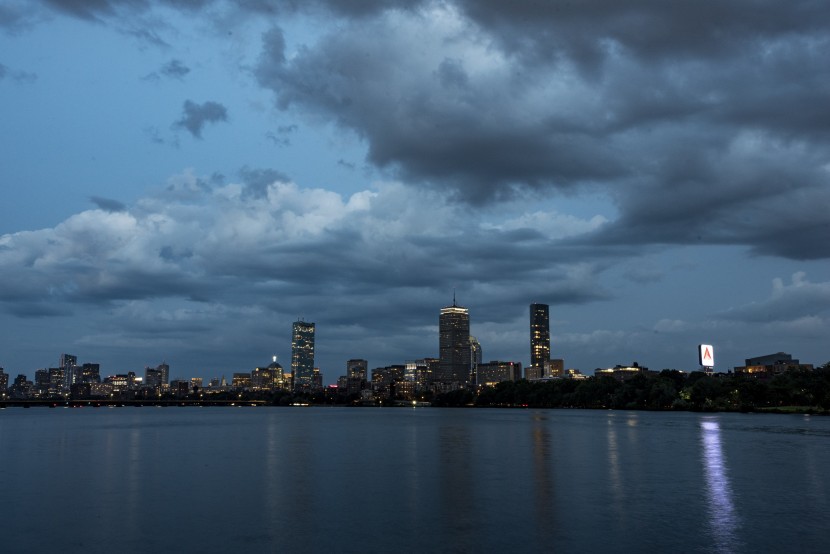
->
[{"left": 1, "top": 0, "right": 829, "bottom": 382}]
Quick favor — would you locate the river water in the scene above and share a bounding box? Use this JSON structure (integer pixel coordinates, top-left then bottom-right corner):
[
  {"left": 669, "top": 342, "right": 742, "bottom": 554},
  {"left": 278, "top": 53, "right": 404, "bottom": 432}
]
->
[{"left": 1, "top": 407, "right": 828, "bottom": 553}]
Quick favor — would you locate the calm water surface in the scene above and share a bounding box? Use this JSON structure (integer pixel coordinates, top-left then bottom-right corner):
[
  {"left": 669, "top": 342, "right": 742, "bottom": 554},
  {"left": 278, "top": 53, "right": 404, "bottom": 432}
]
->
[{"left": 1, "top": 407, "right": 828, "bottom": 553}]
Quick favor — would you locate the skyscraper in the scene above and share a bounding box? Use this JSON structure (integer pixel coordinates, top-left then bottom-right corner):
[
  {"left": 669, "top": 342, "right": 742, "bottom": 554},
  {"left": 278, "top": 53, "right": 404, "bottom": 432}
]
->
[
  {"left": 439, "top": 297, "right": 471, "bottom": 384},
  {"left": 291, "top": 320, "right": 315, "bottom": 390},
  {"left": 530, "top": 303, "right": 550, "bottom": 374},
  {"left": 470, "top": 336, "right": 482, "bottom": 385}
]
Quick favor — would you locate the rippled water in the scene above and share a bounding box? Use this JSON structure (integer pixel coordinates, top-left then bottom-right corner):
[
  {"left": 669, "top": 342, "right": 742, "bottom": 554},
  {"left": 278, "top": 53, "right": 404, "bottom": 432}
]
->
[{"left": 1, "top": 407, "right": 828, "bottom": 553}]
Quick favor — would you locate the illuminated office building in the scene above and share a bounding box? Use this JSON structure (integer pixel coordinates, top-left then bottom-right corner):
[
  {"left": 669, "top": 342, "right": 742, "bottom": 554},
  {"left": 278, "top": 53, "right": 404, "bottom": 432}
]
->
[
  {"left": 439, "top": 297, "right": 471, "bottom": 384},
  {"left": 291, "top": 320, "right": 315, "bottom": 390},
  {"left": 530, "top": 303, "right": 551, "bottom": 374}
]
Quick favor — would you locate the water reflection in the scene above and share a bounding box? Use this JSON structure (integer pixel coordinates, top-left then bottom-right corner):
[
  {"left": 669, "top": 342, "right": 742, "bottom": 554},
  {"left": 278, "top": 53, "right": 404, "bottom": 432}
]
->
[
  {"left": 437, "top": 424, "right": 476, "bottom": 544},
  {"left": 700, "top": 418, "right": 740, "bottom": 553},
  {"left": 531, "top": 414, "right": 554, "bottom": 540},
  {"left": 606, "top": 414, "right": 622, "bottom": 500}
]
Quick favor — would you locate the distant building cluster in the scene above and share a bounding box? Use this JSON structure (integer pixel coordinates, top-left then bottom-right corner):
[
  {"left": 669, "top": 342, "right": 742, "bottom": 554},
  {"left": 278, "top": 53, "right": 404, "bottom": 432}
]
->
[{"left": 0, "top": 300, "right": 821, "bottom": 404}]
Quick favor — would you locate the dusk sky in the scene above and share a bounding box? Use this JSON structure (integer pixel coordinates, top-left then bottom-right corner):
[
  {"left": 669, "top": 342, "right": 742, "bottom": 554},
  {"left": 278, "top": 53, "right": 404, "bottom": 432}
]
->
[{"left": 1, "top": 0, "right": 829, "bottom": 383}]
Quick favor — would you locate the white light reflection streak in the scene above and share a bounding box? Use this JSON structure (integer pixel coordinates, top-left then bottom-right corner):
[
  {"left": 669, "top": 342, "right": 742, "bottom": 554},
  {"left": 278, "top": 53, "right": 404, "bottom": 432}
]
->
[{"left": 700, "top": 418, "right": 740, "bottom": 554}]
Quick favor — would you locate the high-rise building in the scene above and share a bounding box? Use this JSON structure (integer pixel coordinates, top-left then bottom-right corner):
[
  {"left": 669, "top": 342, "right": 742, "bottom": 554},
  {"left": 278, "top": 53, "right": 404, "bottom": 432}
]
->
[
  {"left": 347, "top": 359, "right": 368, "bottom": 381},
  {"left": 0, "top": 368, "right": 8, "bottom": 395},
  {"left": 157, "top": 363, "right": 170, "bottom": 387},
  {"left": 530, "top": 303, "right": 551, "bottom": 374},
  {"left": 470, "top": 336, "right": 482, "bottom": 384},
  {"left": 145, "top": 367, "right": 163, "bottom": 393},
  {"left": 60, "top": 353, "right": 79, "bottom": 391},
  {"left": 291, "top": 320, "right": 315, "bottom": 390},
  {"left": 81, "top": 363, "right": 101, "bottom": 383},
  {"left": 439, "top": 297, "right": 471, "bottom": 384}
]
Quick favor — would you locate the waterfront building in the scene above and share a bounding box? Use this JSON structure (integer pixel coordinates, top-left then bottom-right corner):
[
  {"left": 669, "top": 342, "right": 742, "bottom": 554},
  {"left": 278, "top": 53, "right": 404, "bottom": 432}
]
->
[
  {"left": 48, "top": 367, "right": 65, "bottom": 396},
  {"left": 477, "top": 361, "right": 522, "bottom": 387},
  {"left": 438, "top": 297, "right": 471, "bottom": 385},
  {"left": 0, "top": 368, "right": 7, "bottom": 395},
  {"left": 60, "top": 353, "right": 79, "bottom": 391},
  {"left": 81, "top": 363, "right": 101, "bottom": 383},
  {"left": 594, "top": 362, "right": 650, "bottom": 381},
  {"left": 9, "top": 374, "right": 33, "bottom": 398},
  {"left": 232, "top": 372, "right": 252, "bottom": 390},
  {"left": 347, "top": 359, "right": 368, "bottom": 380},
  {"left": 291, "top": 320, "right": 315, "bottom": 391},
  {"left": 371, "top": 365, "right": 405, "bottom": 400},
  {"left": 169, "top": 379, "right": 189, "bottom": 398},
  {"left": 157, "top": 363, "right": 170, "bottom": 390},
  {"left": 34, "top": 369, "right": 50, "bottom": 397},
  {"left": 733, "top": 352, "right": 813, "bottom": 376},
  {"left": 252, "top": 357, "right": 285, "bottom": 391},
  {"left": 145, "top": 367, "right": 163, "bottom": 392},
  {"left": 529, "top": 303, "right": 550, "bottom": 376}
]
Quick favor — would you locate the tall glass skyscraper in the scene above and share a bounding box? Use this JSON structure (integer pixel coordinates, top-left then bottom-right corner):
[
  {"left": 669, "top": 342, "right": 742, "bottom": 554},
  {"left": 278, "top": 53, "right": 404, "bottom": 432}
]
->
[
  {"left": 529, "top": 303, "right": 550, "bottom": 372},
  {"left": 439, "top": 298, "right": 471, "bottom": 384},
  {"left": 291, "top": 320, "right": 315, "bottom": 390}
]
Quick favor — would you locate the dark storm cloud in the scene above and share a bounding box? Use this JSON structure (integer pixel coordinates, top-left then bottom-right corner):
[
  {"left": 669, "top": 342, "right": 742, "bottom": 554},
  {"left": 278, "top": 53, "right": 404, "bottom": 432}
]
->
[
  {"left": 90, "top": 196, "right": 127, "bottom": 212},
  {"left": 174, "top": 99, "right": 228, "bottom": 138},
  {"left": 250, "top": 1, "right": 830, "bottom": 259}
]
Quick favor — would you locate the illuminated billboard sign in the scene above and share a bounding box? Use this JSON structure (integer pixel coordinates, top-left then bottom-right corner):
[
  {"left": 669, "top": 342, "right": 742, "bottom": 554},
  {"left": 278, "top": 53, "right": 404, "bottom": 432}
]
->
[{"left": 698, "top": 344, "right": 714, "bottom": 368}]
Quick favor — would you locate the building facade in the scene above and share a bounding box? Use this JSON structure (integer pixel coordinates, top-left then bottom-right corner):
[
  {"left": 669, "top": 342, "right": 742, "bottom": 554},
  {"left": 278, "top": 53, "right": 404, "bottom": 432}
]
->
[
  {"left": 439, "top": 299, "right": 471, "bottom": 385},
  {"left": 291, "top": 320, "right": 316, "bottom": 390},
  {"left": 477, "top": 361, "right": 522, "bottom": 386},
  {"left": 529, "top": 303, "right": 550, "bottom": 375}
]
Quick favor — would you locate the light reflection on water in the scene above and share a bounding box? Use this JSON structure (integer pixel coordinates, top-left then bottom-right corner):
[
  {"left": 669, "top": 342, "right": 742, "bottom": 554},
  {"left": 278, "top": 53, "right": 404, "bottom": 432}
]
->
[
  {"left": 701, "top": 418, "right": 741, "bottom": 554},
  {"left": 1, "top": 408, "right": 829, "bottom": 553}
]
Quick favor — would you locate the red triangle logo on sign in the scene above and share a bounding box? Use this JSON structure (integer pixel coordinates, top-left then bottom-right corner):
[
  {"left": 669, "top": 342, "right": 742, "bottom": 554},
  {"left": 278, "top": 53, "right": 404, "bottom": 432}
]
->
[{"left": 704, "top": 347, "right": 712, "bottom": 360}]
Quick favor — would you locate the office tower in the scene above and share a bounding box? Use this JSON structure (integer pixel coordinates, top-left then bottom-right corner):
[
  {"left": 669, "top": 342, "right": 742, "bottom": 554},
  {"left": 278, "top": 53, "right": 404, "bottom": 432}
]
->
[
  {"left": 347, "top": 359, "right": 368, "bottom": 381},
  {"left": 48, "top": 367, "right": 65, "bottom": 396},
  {"left": 439, "top": 297, "right": 471, "bottom": 384},
  {"left": 145, "top": 367, "right": 162, "bottom": 393},
  {"left": 60, "top": 353, "right": 77, "bottom": 367},
  {"left": 10, "top": 374, "right": 33, "bottom": 399},
  {"left": 530, "top": 303, "right": 551, "bottom": 374},
  {"left": 291, "top": 320, "right": 315, "bottom": 390},
  {"left": 470, "top": 336, "right": 482, "bottom": 384},
  {"left": 405, "top": 358, "right": 439, "bottom": 390},
  {"left": 0, "top": 368, "right": 7, "bottom": 394},
  {"left": 81, "top": 363, "right": 100, "bottom": 383},
  {"left": 34, "top": 369, "right": 50, "bottom": 397},
  {"left": 60, "top": 353, "right": 79, "bottom": 391},
  {"left": 157, "top": 363, "right": 170, "bottom": 386}
]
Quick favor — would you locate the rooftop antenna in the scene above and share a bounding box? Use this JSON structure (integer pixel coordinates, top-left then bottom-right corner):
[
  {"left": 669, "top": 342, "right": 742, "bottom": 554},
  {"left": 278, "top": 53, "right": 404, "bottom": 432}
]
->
[{"left": 453, "top": 288, "right": 457, "bottom": 307}]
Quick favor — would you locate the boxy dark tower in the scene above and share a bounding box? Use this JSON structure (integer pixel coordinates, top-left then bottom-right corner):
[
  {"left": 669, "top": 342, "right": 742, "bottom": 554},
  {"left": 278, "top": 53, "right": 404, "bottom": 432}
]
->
[{"left": 530, "top": 303, "right": 550, "bottom": 372}]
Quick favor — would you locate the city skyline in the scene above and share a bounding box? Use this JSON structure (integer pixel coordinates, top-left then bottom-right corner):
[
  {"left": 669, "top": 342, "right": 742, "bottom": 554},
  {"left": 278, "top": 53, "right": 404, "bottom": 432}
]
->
[
  {"left": 1, "top": 2, "right": 829, "bottom": 381},
  {"left": 2, "top": 295, "right": 824, "bottom": 388}
]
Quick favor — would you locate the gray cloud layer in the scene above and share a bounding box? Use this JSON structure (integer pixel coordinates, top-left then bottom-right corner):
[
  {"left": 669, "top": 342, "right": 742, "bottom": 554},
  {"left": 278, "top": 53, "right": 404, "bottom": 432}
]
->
[
  {"left": 28, "top": 2, "right": 830, "bottom": 260},
  {"left": 4, "top": 1, "right": 829, "bottom": 373},
  {"left": 251, "top": 2, "right": 830, "bottom": 260}
]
